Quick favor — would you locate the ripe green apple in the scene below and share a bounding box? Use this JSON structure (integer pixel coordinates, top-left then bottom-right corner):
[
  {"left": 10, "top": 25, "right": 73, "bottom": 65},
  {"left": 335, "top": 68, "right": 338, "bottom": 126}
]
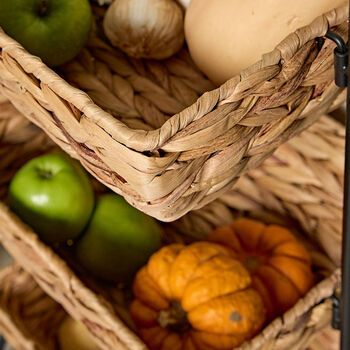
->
[
  {"left": 0, "top": 0, "right": 92, "bottom": 67},
  {"left": 75, "top": 194, "right": 163, "bottom": 283},
  {"left": 8, "top": 152, "right": 95, "bottom": 244}
]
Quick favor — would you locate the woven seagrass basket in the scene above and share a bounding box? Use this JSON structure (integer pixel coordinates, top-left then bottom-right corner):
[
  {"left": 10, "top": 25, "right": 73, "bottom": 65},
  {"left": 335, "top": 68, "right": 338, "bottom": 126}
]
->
[
  {"left": 0, "top": 263, "right": 338, "bottom": 350},
  {"left": 0, "top": 95, "right": 343, "bottom": 349},
  {"left": 0, "top": 264, "right": 66, "bottom": 350},
  {"left": 0, "top": 264, "right": 340, "bottom": 350},
  {"left": 0, "top": 3, "right": 348, "bottom": 221}
]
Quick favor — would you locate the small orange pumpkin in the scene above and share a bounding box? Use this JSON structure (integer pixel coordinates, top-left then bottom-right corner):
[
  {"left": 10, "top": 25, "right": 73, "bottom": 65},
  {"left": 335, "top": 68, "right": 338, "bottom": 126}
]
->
[
  {"left": 130, "top": 242, "right": 266, "bottom": 350},
  {"left": 207, "top": 218, "right": 314, "bottom": 320}
]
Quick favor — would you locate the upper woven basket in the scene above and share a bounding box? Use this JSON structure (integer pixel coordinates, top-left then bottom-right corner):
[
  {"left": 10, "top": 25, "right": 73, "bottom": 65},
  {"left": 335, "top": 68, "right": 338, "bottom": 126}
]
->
[{"left": 0, "top": 4, "right": 348, "bottom": 221}]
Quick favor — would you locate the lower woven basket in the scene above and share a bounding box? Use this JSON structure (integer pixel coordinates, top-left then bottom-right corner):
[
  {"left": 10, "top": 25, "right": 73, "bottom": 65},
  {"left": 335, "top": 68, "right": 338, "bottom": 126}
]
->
[{"left": 0, "top": 96, "right": 343, "bottom": 349}]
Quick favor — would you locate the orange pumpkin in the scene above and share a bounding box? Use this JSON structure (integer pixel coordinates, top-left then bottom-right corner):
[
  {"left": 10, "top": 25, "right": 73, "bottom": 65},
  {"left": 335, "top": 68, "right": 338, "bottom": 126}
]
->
[
  {"left": 130, "top": 242, "right": 266, "bottom": 350},
  {"left": 207, "top": 218, "right": 314, "bottom": 320}
]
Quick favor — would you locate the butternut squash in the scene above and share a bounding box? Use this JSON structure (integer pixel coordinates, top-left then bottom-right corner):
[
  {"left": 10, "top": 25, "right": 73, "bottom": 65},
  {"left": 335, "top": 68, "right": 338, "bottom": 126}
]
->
[{"left": 185, "top": 0, "right": 346, "bottom": 85}]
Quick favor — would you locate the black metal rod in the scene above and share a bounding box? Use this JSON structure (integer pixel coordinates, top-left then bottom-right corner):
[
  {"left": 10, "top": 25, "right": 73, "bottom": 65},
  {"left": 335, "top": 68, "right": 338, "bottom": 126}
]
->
[
  {"left": 326, "top": 31, "right": 347, "bottom": 54},
  {"left": 341, "top": 3, "right": 350, "bottom": 349},
  {"left": 326, "top": 30, "right": 348, "bottom": 87}
]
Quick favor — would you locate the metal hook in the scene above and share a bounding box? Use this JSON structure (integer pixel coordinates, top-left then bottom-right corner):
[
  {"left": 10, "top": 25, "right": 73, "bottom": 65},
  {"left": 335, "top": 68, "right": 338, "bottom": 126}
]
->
[
  {"left": 331, "top": 294, "right": 341, "bottom": 330},
  {"left": 325, "top": 30, "right": 348, "bottom": 88},
  {"left": 326, "top": 30, "right": 348, "bottom": 54}
]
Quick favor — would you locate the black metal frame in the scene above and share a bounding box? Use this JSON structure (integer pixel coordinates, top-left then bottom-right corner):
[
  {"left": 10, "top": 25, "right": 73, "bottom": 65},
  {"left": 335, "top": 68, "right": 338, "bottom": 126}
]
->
[
  {"left": 327, "top": 3, "right": 350, "bottom": 349},
  {"left": 0, "top": 336, "right": 5, "bottom": 350},
  {"left": 340, "top": 4, "right": 350, "bottom": 345}
]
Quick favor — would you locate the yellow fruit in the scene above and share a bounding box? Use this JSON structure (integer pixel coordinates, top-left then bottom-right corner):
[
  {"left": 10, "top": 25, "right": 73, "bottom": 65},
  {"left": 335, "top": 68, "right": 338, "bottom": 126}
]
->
[
  {"left": 58, "top": 316, "right": 98, "bottom": 350},
  {"left": 185, "top": 0, "right": 346, "bottom": 85}
]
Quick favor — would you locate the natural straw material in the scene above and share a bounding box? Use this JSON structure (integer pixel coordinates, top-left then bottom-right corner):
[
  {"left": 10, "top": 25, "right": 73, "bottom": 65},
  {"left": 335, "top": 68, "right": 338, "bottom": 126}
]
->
[
  {"left": 0, "top": 4, "right": 348, "bottom": 221},
  {"left": 0, "top": 94, "right": 342, "bottom": 349},
  {"left": 0, "top": 264, "right": 66, "bottom": 350},
  {"left": 173, "top": 116, "right": 344, "bottom": 267}
]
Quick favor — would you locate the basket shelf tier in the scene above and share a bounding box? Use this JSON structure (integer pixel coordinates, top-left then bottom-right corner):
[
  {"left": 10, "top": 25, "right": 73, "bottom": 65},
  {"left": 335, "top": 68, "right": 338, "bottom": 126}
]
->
[
  {"left": 0, "top": 93, "right": 343, "bottom": 349},
  {"left": 0, "top": 264, "right": 340, "bottom": 350},
  {"left": 0, "top": 4, "right": 348, "bottom": 221}
]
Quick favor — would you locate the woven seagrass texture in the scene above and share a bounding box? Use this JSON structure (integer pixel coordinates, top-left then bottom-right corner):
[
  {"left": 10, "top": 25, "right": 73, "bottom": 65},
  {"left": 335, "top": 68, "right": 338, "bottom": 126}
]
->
[
  {"left": 0, "top": 4, "right": 348, "bottom": 221},
  {"left": 0, "top": 95, "right": 342, "bottom": 350},
  {"left": 173, "top": 116, "right": 344, "bottom": 268},
  {"left": 0, "top": 264, "right": 66, "bottom": 350},
  {"left": 308, "top": 327, "right": 340, "bottom": 350}
]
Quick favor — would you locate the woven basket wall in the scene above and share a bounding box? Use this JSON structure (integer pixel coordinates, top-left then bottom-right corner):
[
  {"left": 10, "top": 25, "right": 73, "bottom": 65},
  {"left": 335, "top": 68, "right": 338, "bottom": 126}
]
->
[
  {"left": 0, "top": 264, "right": 66, "bottom": 350},
  {"left": 0, "top": 4, "right": 347, "bottom": 221},
  {"left": 0, "top": 94, "right": 342, "bottom": 350}
]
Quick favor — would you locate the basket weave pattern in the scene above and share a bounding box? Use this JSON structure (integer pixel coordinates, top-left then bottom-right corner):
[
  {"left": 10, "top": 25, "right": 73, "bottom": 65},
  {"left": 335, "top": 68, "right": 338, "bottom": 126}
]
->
[
  {"left": 175, "top": 116, "right": 344, "bottom": 268},
  {"left": 0, "top": 5, "right": 347, "bottom": 221},
  {"left": 0, "top": 264, "right": 66, "bottom": 350},
  {"left": 0, "top": 95, "right": 342, "bottom": 350}
]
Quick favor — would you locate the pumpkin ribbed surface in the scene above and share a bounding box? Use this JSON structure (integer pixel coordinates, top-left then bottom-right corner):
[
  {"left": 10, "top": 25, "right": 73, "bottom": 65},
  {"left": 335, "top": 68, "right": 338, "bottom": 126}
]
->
[
  {"left": 207, "top": 219, "right": 314, "bottom": 320},
  {"left": 130, "top": 242, "right": 266, "bottom": 350}
]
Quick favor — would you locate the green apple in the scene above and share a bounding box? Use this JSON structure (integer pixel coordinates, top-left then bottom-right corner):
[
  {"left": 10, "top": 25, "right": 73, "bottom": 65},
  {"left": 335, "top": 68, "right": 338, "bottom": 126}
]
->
[
  {"left": 0, "top": 0, "right": 92, "bottom": 67},
  {"left": 8, "top": 152, "right": 95, "bottom": 244},
  {"left": 75, "top": 193, "right": 162, "bottom": 283}
]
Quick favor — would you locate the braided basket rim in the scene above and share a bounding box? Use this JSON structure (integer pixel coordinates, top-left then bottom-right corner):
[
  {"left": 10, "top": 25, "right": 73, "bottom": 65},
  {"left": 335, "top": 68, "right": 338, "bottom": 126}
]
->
[
  {"left": 0, "top": 4, "right": 346, "bottom": 152},
  {"left": 0, "top": 4, "right": 348, "bottom": 222}
]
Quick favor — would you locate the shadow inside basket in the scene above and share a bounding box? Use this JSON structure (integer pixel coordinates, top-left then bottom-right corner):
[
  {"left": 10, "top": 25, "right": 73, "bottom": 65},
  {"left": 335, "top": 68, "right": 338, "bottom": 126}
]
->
[
  {"left": 0, "top": 109, "right": 342, "bottom": 350},
  {"left": 0, "top": 264, "right": 66, "bottom": 350}
]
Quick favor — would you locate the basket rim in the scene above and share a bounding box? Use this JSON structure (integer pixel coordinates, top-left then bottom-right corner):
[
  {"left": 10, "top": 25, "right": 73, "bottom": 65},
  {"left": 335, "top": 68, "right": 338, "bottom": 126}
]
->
[
  {"left": 238, "top": 269, "right": 340, "bottom": 350},
  {"left": 0, "top": 4, "right": 347, "bottom": 153}
]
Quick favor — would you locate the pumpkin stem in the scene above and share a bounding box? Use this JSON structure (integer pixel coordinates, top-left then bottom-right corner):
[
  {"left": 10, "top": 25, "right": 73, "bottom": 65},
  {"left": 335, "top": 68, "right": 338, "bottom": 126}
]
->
[
  {"left": 245, "top": 256, "right": 260, "bottom": 272},
  {"left": 158, "top": 301, "right": 190, "bottom": 333},
  {"left": 39, "top": 0, "right": 48, "bottom": 16}
]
